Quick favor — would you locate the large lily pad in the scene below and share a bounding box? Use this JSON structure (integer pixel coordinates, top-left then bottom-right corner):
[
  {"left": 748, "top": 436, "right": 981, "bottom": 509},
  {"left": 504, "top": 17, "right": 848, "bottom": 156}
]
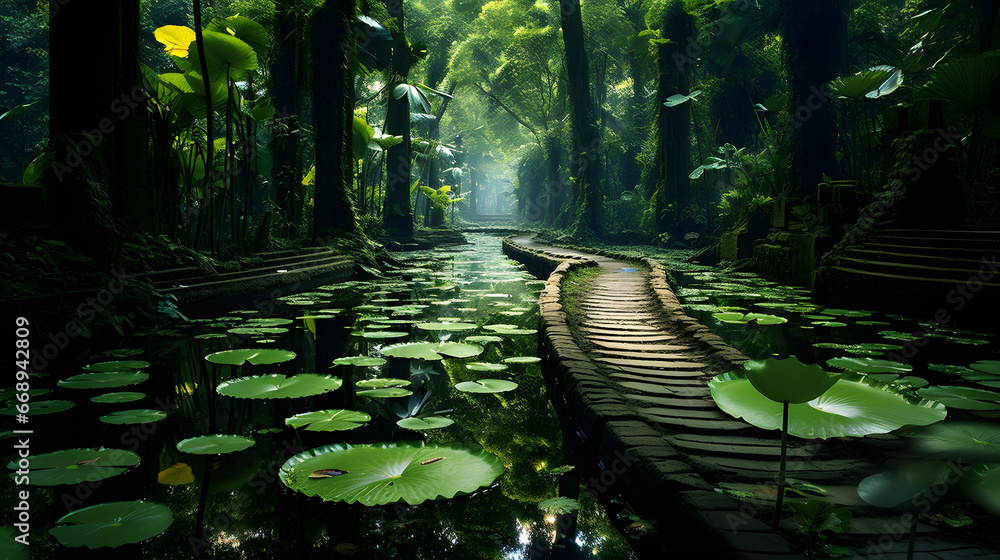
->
[
  {"left": 99, "top": 409, "right": 168, "bottom": 425},
  {"left": 381, "top": 342, "right": 443, "bottom": 360},
  {"left": 91, "top": 392, "right": 145, "bottom": 404},
  {"left": 743, "top": 356, "right": 840, "bottom": 404},
  {"left": 436, "top": 342, "right": 485, "bottom": 358},
  {"left": 713, "top": 312, "right": 788, "bottom": 325},
  {"left": 416, "top": 322, "right": 477, "bottom": 331},
  {"left": 396, "top": 416, "right": 455, "bottom": 430},
  {"left": 279, "top": 442, "right": 503, "bottom": 506},
  {"left": 205, "top": 348, "right": 296, "bottom": 366},
  {"left": 332, "top": 356, "right": 387, "bottom": 367},
  {"left": 356, "top": 378, "right": 411, "bottom": 388},
  {"left": 217, "top": 374, "right": 343, "bottom": 399},
  {"left": 83, "top": 360, "right": 150, "bottom": 372},
  {"left": 6, "top": 448, "right": 139, "bottom": 486},
  {"left": 176, "top": 435, "right": 255, "bottom": 455},
  {"left": 356, "top": 388, "right": 414, "bottom": 398},
  {"left": 0, "top": 400, "right": 74, "bottom": 416},
  {"left": 48, "top": 500, "right": 173, "bottom": 548},
  {"left": 709, "top": 372, "right": 946, "bottom": 438},
  {"left": 58, "top": 372, "right": 149, "bottom": 389},
  {"left": 906, "top": 421, "right": 1000, "bottom": 462},
  {"left": 454, "top": 379, "right": 518, "bottom": 393},
  {"left": 285, "top": 409, "right": 371, "bottom": 432},
  {"left": 826, "top": 357, "right": 913, "bottom": 374}
]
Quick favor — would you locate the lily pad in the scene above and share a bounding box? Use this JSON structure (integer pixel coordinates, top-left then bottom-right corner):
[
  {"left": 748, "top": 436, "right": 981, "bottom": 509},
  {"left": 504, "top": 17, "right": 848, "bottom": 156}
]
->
[
  {"left": 436, "top": 342, "right": 485, "bottom": 358},
  {"left": 158, "top": 463, "right": 195, "bottom": 486},
  {"left": 709, "top": 372, "right": 946, "bottom": 439},
  {"left": 83, "top": 360, "right": 150, "bottom": 372},
  {"left": 6, "top": 448, "right": 139, "bottom": 486},
  {"left": 416, "top": 322, "right": 477, "bottom": 331},
  {"left": 381, "top": 342, "right": 443, "bottom": 360},
  {"left": 354, "top": 330, "right": 409, "bottom": 339},
  {"left": 0, "top": 400, "right": 74, "bottom": 416},
  {"left": 356, "top": 378, "right": 411, "bottom": 388},
  {"left": 91, "top": 392, "right": 146, "bottom": 404},
  {"left": 825, "top": 357, "right": 913, "bottom": 374},
  {"left": 176, "top": 435, "right": 255, "bottom": 455},
  {"left": 464, "top": 335, "right": 503, "bottom": 343},
  {"left": 455, "top": 379, "right": 518, "bottom": 393},
  {"left": 712, "top": 312, "right": 788, "bottom": 325},
  {"left": 217, "top": 374, "right": 343, "bottom": 399},
  {"left": 465, "top": 362, "right": 508, "bottom": 372},
  {"left": 205, "top": 348, "right": 296, "bottom": 366},
  {"left": 906, "top": 422, "right": 1000, "bottom": 462},
  {"left": 971, "top": 361, "right": 1000, "bottom": 375},
  {"left": 48, "top": 500, "right": 173, "bottom": 548},
  {"left": 332, "top": 356, "right": 387, "bottom": 367},
  {"left": 285, "top": 409, "right": 372, "bottom": 432},
  {"left": 99, "top": 409, "right": 168, "bottom": 425},
  {"left": 58, "top": 371, "right": 149, "bottom": 389},
  {"left": 396, "top": 416, "right": 455, "bottom": 430},
  {"left": 356, "top": 388, "right": 414, "bottom": 398},
  {"left": 743, "top": 356, "right": 840, "bottom": 404},
  {"left": 503, "top": 356, "right": 542, "bottom": 364},
  {"left": 279, "top": 441, "right": 504, "bottom": 506}
]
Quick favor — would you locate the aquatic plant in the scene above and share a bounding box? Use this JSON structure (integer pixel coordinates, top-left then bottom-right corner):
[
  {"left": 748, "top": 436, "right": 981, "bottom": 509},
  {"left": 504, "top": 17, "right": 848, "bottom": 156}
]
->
[{"left": 48, "top": 500, "right": 173, "bottom": 548}]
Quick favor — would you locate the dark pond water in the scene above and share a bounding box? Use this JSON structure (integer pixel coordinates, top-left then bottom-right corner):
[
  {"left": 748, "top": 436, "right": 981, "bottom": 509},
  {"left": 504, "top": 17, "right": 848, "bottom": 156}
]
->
[{"left": 5, "top": 234, "right": 635, "bottom": 559}]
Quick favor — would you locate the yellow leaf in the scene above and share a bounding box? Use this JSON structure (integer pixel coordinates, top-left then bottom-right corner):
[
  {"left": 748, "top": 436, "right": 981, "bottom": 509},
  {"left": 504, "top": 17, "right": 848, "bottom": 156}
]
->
[
  {"left": 302, "top": 165, "right": 316, "bottom": 186},
  {"left": 154, "top": 25, "right": 196, "bottom": 57},
  {"left": 158, "top": 462, "right": 195, "bottom": 485}
]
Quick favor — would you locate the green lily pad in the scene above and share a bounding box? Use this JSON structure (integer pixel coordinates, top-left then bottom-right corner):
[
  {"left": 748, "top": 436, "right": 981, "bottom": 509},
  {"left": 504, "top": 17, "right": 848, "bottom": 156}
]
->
[
  {"left": 416, "top": 322, "right": 477, "bottom": 331},
  {"left": 58, "top": 372, "right": 149, "bottom": 389},
  {"left": 712, "top": 312, "right": 788, "bottom": 325},
  {"left": 971, "top": 361, "right": 1000, "bottom": 375},
  {"left": 217, "top": 374, "right": 343, "bottom": 399},
  {"left": 396, "top": 416, "right": 455, "bottom": 430},
  {"left": 454, "top": 379, "right": 518, "bottom": 393},
  {"left": 0, "top": 400, "right": 74, "bottom": 416},
  {"left": 83, "top": 360, "right": 150, "bottom": 372},
  {"left": 91, "top": 392, "right": 146, "bottom": 404},
  {"left": 709, "top": 372, "right": 947, "bottom": 439},
  {"left": 879, "top": 330, "right": 923, "bottom": 341},
  {"left": 907, "top": 421, "right": 1000, "bottom": 462},
  {"left": 928, "top": 364, "right": 976, "bottom": 376},
  {"left": 465, "top": 362, "right": 508, "bottom": 372},
  {"left": 227, "top": 327, "right": 288, "bottom": 335},
  {"left": 205, "top": 348, "right": 296, "bottom": 366},
  {"left": 6, "top": 448, "right": 139, "bottom": 486},
  {"left": 896, "top": 376, "right": 929, "bottom": 389},
  {"left": 825, "top": 357, "right": 913, "bottom": 374},
  {"left": 101, "top": 348, "right": 144, "bottom": 357},
  {"left": 858, "top": 465, "right": 958, "bottom": 511},
  {"left": 436, "top": 342, "right": 485, "bottom": 358},
  {"left": 381, "top": 342, "right": 443, "bottom": 360},
  {"left": 285, "top": 409, "right": 371, "bottom": 432},
  {"left": 503, "top": 356, "right": 542, "bottom": 364},
  {"left": 356, "top": 388, "right": 414, "bottom": 398},
  {"left": 464, "top": 335, "right": 503, "bottom": 343},
  {"left": 488, "top": 328, "right": 537, "bottom": 335},
  {"left": 857, "top": 320, "right": 890, "bottom": 326},
  {"left": 99, "top": 409, "right": 168, "bottom": 425},
  {"left": 195, "top": 333, "right": 227, "bottom": 339},
  {"left": 356, "top": 378, "right": 411, "bottom": 388},
  {"left": 743, "top": 356, "right": 840, "bottom": 404},
  {"left": 48, "top": 500, "right": 173, "bottom": 548},
  {"left": 918, "top": 385, "right": 1000, "bottom": 402},
  {"left": 354, "top": 331, "right": 409, "bottom": 339},
  {"left": 811, "top": 321, "right": 848, "bottom": 327},
  {"left": 279, "top": 441, "right": 504, "bottom": 506},
  {"left": 332, "top": 356, "right": 387, "bottom": 367},
  {"left": 176, "top": 435, "right": 255, "bottom": 455}
]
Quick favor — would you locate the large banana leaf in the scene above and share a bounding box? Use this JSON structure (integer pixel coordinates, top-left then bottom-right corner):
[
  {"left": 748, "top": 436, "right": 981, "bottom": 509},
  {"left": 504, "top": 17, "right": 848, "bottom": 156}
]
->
[
  {"left": 188, "top": 30, "right": 258, "bottom": 82},
  {"left": 279, "top": 442, "right": 503, "bottom": 506},
  {"left": 828, "top": 65, "right": 902, "bottom": 99},
  {"left": 207, "top": 15, "right": 268, "bottom": 60}
]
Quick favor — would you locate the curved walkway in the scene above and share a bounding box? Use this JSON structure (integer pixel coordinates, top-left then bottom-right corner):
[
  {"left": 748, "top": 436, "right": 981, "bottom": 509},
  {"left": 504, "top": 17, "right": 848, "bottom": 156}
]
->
[{"left": 504, "top": 233, "right": 998, "bottom": 560}]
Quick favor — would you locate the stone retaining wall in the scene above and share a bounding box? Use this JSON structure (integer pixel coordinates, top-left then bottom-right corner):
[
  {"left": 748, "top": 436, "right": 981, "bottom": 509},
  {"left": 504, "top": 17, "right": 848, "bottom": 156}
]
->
[{"left": 505, "top": 234, "right": 803, "bottom": 560}]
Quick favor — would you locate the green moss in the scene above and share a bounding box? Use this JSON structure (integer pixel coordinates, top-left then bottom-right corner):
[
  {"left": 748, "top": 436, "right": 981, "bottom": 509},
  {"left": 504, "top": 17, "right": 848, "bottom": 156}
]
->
[{"left": 559, "top": 264, "right": 602, "bottom": 319}]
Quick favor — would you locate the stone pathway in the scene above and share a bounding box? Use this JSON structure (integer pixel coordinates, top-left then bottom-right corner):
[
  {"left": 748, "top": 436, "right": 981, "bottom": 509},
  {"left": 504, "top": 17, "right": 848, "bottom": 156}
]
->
[{"left": 504, "top": 233, "right": 1000, "bottom": 560}]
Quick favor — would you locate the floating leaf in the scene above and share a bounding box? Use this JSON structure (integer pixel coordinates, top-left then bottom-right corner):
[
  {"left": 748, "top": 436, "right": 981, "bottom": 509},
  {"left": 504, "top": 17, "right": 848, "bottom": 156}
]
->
[
  {"left": 285, "top": 409, "right": 371, "bottom": 432},
  {"left": 279, "top": 441, "right": 503, "bottom": 506},
  {"left": 48, "top": 500, "right": 173, "bottom": 548},
  {"left": 90, "top": 392, "right": 145, "bottom": 404},
  {"left": 709, "top": 372, "right": 946, "bottom": 438},
  {"left": 58, "top": 372, "right": 149, "bottom": 389},
  {"left": 381, "top": 342, "right": 443, "bottom": 360},
  {"left": 356, "top": 378, "right": 411, "bottom": 388},
  {"left": 0, "top": 400, "right": 74, "bottom": 416},
  {"left": 465, "top": 362, "right": 508, "bottom": 372},
  {"left": 971, "top": 361, "right": 1000, "bottom": 375},
  {"left": 205, "top": 348, "right": 296, "bottom": 366},
  {"left": 436, "top": 342, "right": 485, "bottom": 358},
  {"left": 907, "top": 421, "right": 1000, "bottom": 462},
  {"left": 157, "top": 463, "right": 195, "bottom": 486},
  {"left": 503, "top": 356, "right": 542, "bottom": 364},
  {"left": 83, "top": 360, "right": 150, "bottom": 372},
  {"left": 355, "top": 331, "right": 409, "bottom": 339},
  {"left": 6, "top": 448, "right": 139, "bottom": 486},
  {"left": 825, "top": 357, "right": 913, "bottom": 374},
  {"left": 99, "top": 409, "right": 167, "bottom": 425},
  {"left": 332, "top": 356, "right": 387, "bottom": 367},
  {"left": 454, "top": 379, "right": 518, "bottom": 393},
  {"left": 416, "top": 322, "right": 477, "bottom": 331},
  {"left": 217, "top": 374, "right": 342, "bottom": 399},
  {"left": 356, "top": 388, "right": 414, "bottom": 398},
  {"left": 176, "top": 435, "right": 255, "bottom": 455},
  {"left": 464, "top": 335, "right": 503, "bottom": 343},
  {"left": 396, "top": 416, "right": 455, "bottom": 430},
  {"left": 743, "top": 356, "right": 840, "bottom": 404},
  {"left": 713, "top": 312, "right": 788, "bottom": 325}
]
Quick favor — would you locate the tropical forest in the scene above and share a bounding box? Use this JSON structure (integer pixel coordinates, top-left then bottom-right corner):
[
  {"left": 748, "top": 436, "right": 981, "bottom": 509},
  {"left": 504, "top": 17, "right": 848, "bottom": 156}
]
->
[{"left": 2, "top": 0, "right": 1000, "bottom": 558}]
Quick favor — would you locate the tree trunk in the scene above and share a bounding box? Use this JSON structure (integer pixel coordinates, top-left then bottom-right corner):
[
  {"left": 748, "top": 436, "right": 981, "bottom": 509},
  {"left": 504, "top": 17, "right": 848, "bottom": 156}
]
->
[
  {"left": 783, "top": 0, "right": 845, "bottom": 199},
  {"left": 272, "top": 1, "right": 303, "bottom": 229},
  {"left": 312, "top": 0, "right": 359, "bottom": 244},
  {"left": 655, "top": 0, "right": 692, "bottom": 236},
  {"left": 558, "top": 0, "right": 603, "bottom": 239},
  {"left": 381, "top": 0, "right": 413, "bottom": 238}
]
